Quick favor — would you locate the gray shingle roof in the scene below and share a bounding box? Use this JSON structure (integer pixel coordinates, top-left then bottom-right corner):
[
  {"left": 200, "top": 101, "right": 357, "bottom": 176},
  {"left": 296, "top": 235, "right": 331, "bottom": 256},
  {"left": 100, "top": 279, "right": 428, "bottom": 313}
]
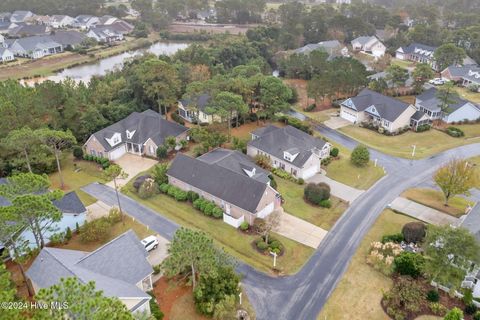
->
[
  {"left": 416, "top": 87, "right": 479, "bottom": 113},
  {"left": 26, "top": 230, "right": 152, "bottom": 303},
  {"left": 399, "top": 43, "right": 436, "bottom": 58},
  {"left": 8, "top": 24, "right": 48, "bottom": 37},
  {"left": 248, "top": 125, "right": 327, "bottom": 168},
  {"left": 50, "top": 31, "right": 86, "bottom": 47},
  {"left": 91, "top": 110, "right": 189, "bottom": 152},
  {"left": 197, "top": 148, "right": 270, "bottom": 184},
  {"left": 343, "top": 88, "right": 412, "bottom": 122},
  {"left": 352, "top": 36, "right": 375, "bottom": 46},
  {"left": 168, "top": 153, "right": 269, "bottom": 213},
  {"left": 179, "top": 94, "right": 211, "bottom": 113},
  {"left": 52, "top": 191, "right": 86, "bottom": 214},
  {"left": 11, "top": 35, "right": 62, "bottom": 52},
  {"left": 294, "top": 40, "right": 344, "bottom": 59}
]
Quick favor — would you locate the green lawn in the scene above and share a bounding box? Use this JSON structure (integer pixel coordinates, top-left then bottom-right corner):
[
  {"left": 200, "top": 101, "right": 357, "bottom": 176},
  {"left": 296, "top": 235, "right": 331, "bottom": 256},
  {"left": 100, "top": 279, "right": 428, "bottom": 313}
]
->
[
  {"left": 123, "top": 179, "right": 314, "bottom": 275},
  {"left": 450, "top": 86, "right": 480, "bottom": 104},
  {"left": 339, "top": 125, "right": 480, "bottom": 159},
  {"left": 276, "top": 177, "right": 348, "bottom": 230},
  {"left": 317, "top": 210, "right": 418, "bottom": 320},
  {"left": 324, "top": 143, "right": 385, "bottom": 190},
  {"left": 402, "top": 188, "right": 474, "bottom": 218},
  {"left": 53, "top": 215, "right": 154, "bottom": 252},
  {"left": 390, "top": 58, "right": 414, "bottom": 69},
  {"left": 49, "top": 154, "right": 109, "bottom": 206}
]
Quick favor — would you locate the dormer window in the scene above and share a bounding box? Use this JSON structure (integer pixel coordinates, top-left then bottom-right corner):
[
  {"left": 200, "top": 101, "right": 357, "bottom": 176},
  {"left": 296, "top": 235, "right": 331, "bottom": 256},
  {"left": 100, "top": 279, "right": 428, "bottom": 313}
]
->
[
  {"left": 105, "top": 132, "right": 122, "bottom": 147},
  {"left": 283, "top": 149, "right": 299, "bottom": 162},
  {"left": 113, "top": 135, "right": 120, "bottom": 144},
  {"left": 126, "top": 129, "right": 136, "bottom": 139},
  {"left": 242, "top": 167, "right": 256, "bottom": 177}
]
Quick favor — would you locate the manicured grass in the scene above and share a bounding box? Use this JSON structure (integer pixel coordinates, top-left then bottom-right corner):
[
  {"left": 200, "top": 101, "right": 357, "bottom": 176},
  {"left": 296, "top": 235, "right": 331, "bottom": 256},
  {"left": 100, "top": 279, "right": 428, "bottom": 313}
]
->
[
  {"left": 276, "top": 177, "right": 348, "bottom": 230},
  {"left": 123, "top": 185, "right": 314, "bottom": 275},
  {"left": 401, "top": 188, "right": 474, "bottom": 218},
  {"left": 397, "top": 95, "right": 416, "bottom": 104},
  {"left": 451, "top": 86, "right": 480, "bottom": 104},
  {"left": 53, "top": 215, "right": 154, "bottom": 252},
  {"left": 390, "top": 58, "right": 414, "bottom": 69},
  {"left": 339, "top": 125, "right": 480, "bottom": 159},
  {"left": 317, "top": 210, "right": 418, "bottom": 320},
  {"left": 49, "top": 154, "right": 109, "bottom": 206},
  {"left": 324, "top": 143, "right": 385, "bottom": 190}
]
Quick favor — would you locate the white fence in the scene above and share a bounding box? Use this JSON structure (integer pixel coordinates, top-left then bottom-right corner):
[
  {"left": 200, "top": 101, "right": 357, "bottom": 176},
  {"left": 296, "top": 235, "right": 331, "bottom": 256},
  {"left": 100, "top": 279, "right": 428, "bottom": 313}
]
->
[
  {"left": 223, "top": 213, "right": 244, "bottom": 228},
  {"left": 431, "top": 281, "right": 480, "bottom": 308}
]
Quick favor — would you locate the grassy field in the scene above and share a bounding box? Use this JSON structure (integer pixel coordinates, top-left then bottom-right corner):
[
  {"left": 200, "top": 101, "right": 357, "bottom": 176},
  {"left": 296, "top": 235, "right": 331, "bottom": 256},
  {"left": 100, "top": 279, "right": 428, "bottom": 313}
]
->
[
  {"left": 451, "top": 86, "right": 480, "bottom": 104},
  {"left": 390, "top": 58, "right": 414, "bottom": 69},
  {"left": 339, "top": 125, "right": 480, "bottom": 159},
  {"left": 123, "top": 181, "right": 314, "bottom": 275},
  {"left": 276, "top": 178, "right": 348, "bottom": 230},
  {"left": 317, "top": 210, "right": 418, "bottom": 320},
  {"left": 49, "top": 154, "right": 109, "bottom": 206},
  {"left": 52, "top": 215, "right": 154, "bottom": 252},
  {"left": 324, "top": 143, "right": 385, "bottom": 190},
  {"left": 402, "top": 188, "right": 474, "bottom": 217}
]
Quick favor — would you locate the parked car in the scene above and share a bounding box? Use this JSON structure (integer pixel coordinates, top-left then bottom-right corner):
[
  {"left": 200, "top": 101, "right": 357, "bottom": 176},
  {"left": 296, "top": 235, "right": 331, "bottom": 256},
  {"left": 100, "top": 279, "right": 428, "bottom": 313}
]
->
[
  {"left": 141, "top": 236, "right": 159, "bottom": 252},
  {"left": 429, "top": 78, "right": 446, "bottom": 85}
]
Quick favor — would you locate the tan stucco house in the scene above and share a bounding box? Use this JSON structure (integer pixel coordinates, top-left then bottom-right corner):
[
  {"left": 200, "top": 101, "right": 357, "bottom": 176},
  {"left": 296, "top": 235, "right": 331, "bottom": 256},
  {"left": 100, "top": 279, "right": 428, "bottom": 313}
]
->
[
  {"left": 26, "top": 230, "right": 153, "bottom": 315},
  {"left": 247, "top": 125, "right": 331, "bottom": 180},
  {"left": 167, "top": 150, "right": 281, "bottom": 227},
  {"left": 84, "top": 110, "right": 189, "bottom": 160}
]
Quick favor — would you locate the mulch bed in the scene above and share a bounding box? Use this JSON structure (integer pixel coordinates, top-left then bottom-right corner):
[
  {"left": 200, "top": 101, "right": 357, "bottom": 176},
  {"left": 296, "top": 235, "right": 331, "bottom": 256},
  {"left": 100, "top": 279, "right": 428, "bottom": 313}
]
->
[{"left": 380, "top": 276, "right": 475, "bottom": 320}]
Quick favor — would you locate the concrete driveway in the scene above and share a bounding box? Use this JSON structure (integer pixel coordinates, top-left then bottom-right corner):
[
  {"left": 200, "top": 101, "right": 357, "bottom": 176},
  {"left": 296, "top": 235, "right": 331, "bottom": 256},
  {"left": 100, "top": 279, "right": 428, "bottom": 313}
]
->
[
  {"left": 147, "top": 235, "right": 169, "bottom": 267},
  {"left": 107, "top": 154, "right": 158, "bottom": 188},
  {"left": 85, "top": 200, "right": 111, "bottom": 222},
  {"left": 324, "top": 116, "right": 351, "bottom": 130},
  {"left": 274, "top": 210, "right": 327, "bottom": 249},
  {"left": 307, "top": 174, "right": 364, "bottom": 204},
  {"left": 390, "top": 197, "right": 460, "bottom": 226}
]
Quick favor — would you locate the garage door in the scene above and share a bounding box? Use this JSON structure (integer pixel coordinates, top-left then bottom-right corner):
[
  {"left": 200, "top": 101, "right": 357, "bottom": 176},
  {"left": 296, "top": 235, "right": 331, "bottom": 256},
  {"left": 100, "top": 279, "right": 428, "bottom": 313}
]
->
[
  {"left": 256, "top": 202, "right": 274, "bottom": 219},
  {"left": 301, "top": 165, "right": 319, "bottom": 180},
  {"left": 109, "top": 145, "right": 126, "bottom": 160},
  {"left": 340, "top": 108, "right": 357, "bottom": 123}
]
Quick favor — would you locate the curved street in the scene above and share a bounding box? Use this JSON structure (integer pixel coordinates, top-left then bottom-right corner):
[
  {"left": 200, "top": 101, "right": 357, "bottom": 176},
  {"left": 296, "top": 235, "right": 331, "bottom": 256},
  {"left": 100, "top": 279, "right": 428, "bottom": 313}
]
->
[{"left": 82, "top": 127, "right": 480, "bottom": 320}]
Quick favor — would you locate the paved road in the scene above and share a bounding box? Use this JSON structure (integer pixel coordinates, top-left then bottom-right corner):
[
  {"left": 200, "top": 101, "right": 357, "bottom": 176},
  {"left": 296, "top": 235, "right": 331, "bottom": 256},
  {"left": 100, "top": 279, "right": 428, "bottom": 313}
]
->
[{"left": 82, "top": 134, "right": 480, "bottom": 320}]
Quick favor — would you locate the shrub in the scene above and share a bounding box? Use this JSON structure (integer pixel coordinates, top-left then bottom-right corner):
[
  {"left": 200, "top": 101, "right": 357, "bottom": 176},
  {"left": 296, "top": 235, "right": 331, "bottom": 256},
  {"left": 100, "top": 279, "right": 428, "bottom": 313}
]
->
[
  {"left": 444, "top": 308, "right": 464, "bottom": 320},
  {"left": 80, "top": 219, "right": 110, "bottom": 243},
  {"left": 171, "top": 112, "right": 185, "bottom": 125},
  {"left": 133, "top": 174, "right": 152, "bottom": 191},
  {"left": 304, "top": 182, "right": 330, "bottom": 205},
  {"left": 193, "top": 198, "right": 203, "bottom": 210},
  {"left": 187, "top": 191, "right": 200, "bottom": 202},
  {"left": 256, "top": 240, "right": 268, "bottom": 251},
  {"left": 156, "top": 145, "right": 168, "bottom": 159},
  {"left": 73, "top": 146, "right": 84, "bottom": 159},
  {"left": 319, "top": 199, "right": 332, "bottom": 208},
  {"left": 240, "top": 221, "right": 249, "bottom": 231},
  {"left": 173, "top": 189, "right": 188, "bottom": 201},
  {"left": 426, "top": 289, "right": 440, "bottom": 302},
  {"left": 75, "top": 222, "right": 80, "bottom": 234},
  {"left": 297, "top": 178, "right": 304, "bottom": 185},
  {"left": 473, "top": 311, "right": 480, "bottom": 320},
  {"left": 272, "top": 167, "right": 295, "bottom": 181},
  {"left": 381, "top": 233, "right": 404, "bottom": 243},
  {"left": 65, "top": 227, "right": 72, "bottom": 241},
  {"left": 465, "top": 303, "right": 477, "bottom": 315},
  {"left": 402, "top": 222, "right": 426, "bottom": 243},
  {"left": 382, "top": 276, "right": 425, "bottom": 316},
  {"left": 212, "top": 207, "right": 223, "bottom": 218},
  {"left": 304, "top": 103, "right": 316, "bottom": 112},
  {"left": 159, "top": 183, "right": 170, "bottom": 194},
  {"left": 138, "top": 178, "right": 159, "bottom": 199},
  {"left": 269, "top": 175, "right": 277, "bottom": 189},
  {"left": 49, "top": 232, "right": 65, "bottom": 246},
  {"left": 152, "top": 164, "right": 169, "bottom": 186},
  {"left": 198, "top": 199, "right": 209, "bottom": 212},
  {"left": 330, "top": 147, "right": 339, "bottom": 157},
  {"left": 351, "top": 145, "right": 370, "bottom": 167},
  {"left": 463, "top": 288, "right": 474, "bottom": 305},
  {"left": 393, "top": 252, "right": 425, "bottom": 278},
  {"left": 147, "top": 291, "right": 164, "bottom": 320},
  {"left": 204, "top": 202, "right": 215, "bottom": 216},
  {"left": 321, "top": 156, "right": 332, "bottom": 166},
  {"left": 416, "top": 124, "right": 431, "bottom": 132},
  {"left": 446, "top": 126, "right": 465, "bottom": 137},
  {"left": 255, "top": 154, "right": 272, "bottom": 170},
  {"left": 429, "top": 302, "right": 447, "bottom": 316},
  {"left": 167, "top": 185, "right": 177, "bottom": 197},
  {"left": 153, "top": 265, "right": 161, "bottom": 275},
  {"left": 106, "top": 208, "right": 122, "bottom": 224}
]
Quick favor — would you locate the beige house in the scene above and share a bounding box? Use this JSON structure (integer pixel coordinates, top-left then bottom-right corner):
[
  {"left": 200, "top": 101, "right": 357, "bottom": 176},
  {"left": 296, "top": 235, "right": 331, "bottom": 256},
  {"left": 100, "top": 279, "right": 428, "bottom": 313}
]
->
[
  {"left": 351, "top": 36, "right": 386, "bottom": 58},
  {"left": 26, "top": 230, "right": 153, "bottom": 315},
  {"left": 167, "top": 151, "right": 281, "bottom": 227},
  {"left": 247, "top": 125, "right": 331, "bottom": 180},
  {"left": 340, "top": 88, "right": 429, "bottom": 133},
  {"left": 177, "top": 93, "right": 234, "bottom": 124},
  {"left": 84, "top": 110, "right": 189, "bottom": 160}
]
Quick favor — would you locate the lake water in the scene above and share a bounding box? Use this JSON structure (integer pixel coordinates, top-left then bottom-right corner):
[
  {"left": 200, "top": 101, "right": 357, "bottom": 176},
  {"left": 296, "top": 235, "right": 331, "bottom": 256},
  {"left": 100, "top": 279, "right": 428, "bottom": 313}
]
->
[{"left": 24, "top": 41, "right": 189, "bottom": 85}]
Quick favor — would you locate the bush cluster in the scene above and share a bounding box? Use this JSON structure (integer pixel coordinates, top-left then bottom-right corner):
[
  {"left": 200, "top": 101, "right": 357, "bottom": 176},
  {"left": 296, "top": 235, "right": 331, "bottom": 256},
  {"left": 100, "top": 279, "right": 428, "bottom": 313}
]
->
[
  {"left": 350, "top": 145, "right": 370, "bottom": 167},
  {"left": 171, "top": 112, "right": 185, "bottom": 125},
  {"left": 156, "top": 145, "right": 168, "bottom": 159},
  {"left": 83, "top": 154, "right": 111, "bottom": 169},
  {"left": 192, "top": 198, "right": 223, "bottom": 218},
  {"left": 426, "top": 289, "right": 440, "bottom": 302},
  {"left": 402, "top": 222, "right": 426, "bottom": 243},
  {"left": 255, "top": 236, "right": 284, "bottom": 254},
  {"left": 240, "top": 221, "right": 249, "bottom": 231},
  {"left": 277, "top": 115, "right": 313, "bottom": 134},
  {"left": 272, "top": 167, "right": 303, "bottom": 184},
  {"left": 446, "top": 126, "right": 465, "bottom": 137},
  {"left": 415, "top": 124, "right": 431, "bottom": 132},
  {"left": 79, "top": 209, "right": 121, "bottom": 243},
  {"left": 159, "top": 183, "right": 188, "bottom": 201},
  {"left": 360, "top": 121, "right": 410, "bottom": 136},
  {"left": 381, "top": 233, "right": 404, "bottom": 243},
  {"left": 304, "top": 103, "right": 316, "bottom": 112},
  {"left": 147, "top": 291, "right": 164, "bottom": 320},
  {"left": 304, "top": 182, "right": 331, "bottom": 206},
  {"left": 393, "top": 252, "right": 425, "bottom": 278},
  {"left": 321, "top": 156, "right": 332, "bottom": 166},
  {"left": 330, "top": 147, "right": 339, "bottom": 157},
  {"left": 73, "top": 146, "right": 84, "bottom": 159},
  {"left": 138, "top": 178, "right": 159, "bottom": 199},
  {"left": 429, "top": 302, "right": 447, "bottom": 316}
]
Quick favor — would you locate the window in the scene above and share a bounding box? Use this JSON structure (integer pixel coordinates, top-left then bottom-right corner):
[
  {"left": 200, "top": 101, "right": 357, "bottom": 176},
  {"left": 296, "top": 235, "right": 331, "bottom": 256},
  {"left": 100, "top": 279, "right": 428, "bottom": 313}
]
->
[
  {"left": 113, "top": 135, "right": 120, "bottom": 145},
  {"left": 149, "top": 145, "right": 154, "bottom": 154},
  {"left": 382, "top": 119, "right": 389, "bottom": 127},
  {"left": 90, "top": 150, "right": 96, "bottom": 156},
  {"left": 291, "top": 169, "right": 297, "bottom": 176},
  {"left": 280, "top": 163, "right": 285, "bottom": 170}
]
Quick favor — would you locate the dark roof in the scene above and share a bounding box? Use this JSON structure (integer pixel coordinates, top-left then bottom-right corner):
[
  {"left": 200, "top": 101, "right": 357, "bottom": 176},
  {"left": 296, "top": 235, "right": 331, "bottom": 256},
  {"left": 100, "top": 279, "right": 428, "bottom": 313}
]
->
[
  {"left": 197, "top": 148, "right": 271, "bottom": 184},
  {"left": 411, "top": 110, "right": 426, "bottom": 121},
  {"left": 50, "top": 31, "right": 86, "bottom": 47},
  {"left": 90, "top": 110, "right": 189, "bottom": 152},
  {"left": 107, "top": 21, "right": 134, "bottom": 34},
  {"left": 342, "top": 88, "right": 412, "bottom": 122},
  {"left": 179, "top": 94, "right": 211, "bottom": 113},
  {"left": 8, "top": 24, "right": 48, "bottom": 37},
  {"left": 168, "top": 153, "right": 270, "bottom": 213},
  {"left": 399, "top": 43, "right": 436, "bottom": 58},
  {"left": 52, "top": 191, "right": 86, "bottom": 214},
  {"left": 26, "top": 230, "right": 152, "bottom": 303},
  {"left": 442, "top": 65, "right": 475, "bottom": 78},
  {"left": 10, "top": 35, "right": 62, "bottom": 52},
  {"left": 416, "top": 87, "right": 479, "bottom": 113},
  {"left": 248, "top": 125, "right": 328, "bottom": 168},
  {"left": 251, "top": 125, "right": 279, "bottom": 137}
]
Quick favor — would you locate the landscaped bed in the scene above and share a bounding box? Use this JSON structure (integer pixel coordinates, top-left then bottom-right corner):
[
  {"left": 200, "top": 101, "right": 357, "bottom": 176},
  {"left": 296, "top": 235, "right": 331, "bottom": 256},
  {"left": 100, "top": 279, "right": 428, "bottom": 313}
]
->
[
  {"left": 402, "top": 188, "right": 474, "bottom": 218},
  {"left": 276, "top": 177, "right": 348, "bottom": 230},
  {"left": 339, "top": 124, "right": 480, "bottom": 159}
]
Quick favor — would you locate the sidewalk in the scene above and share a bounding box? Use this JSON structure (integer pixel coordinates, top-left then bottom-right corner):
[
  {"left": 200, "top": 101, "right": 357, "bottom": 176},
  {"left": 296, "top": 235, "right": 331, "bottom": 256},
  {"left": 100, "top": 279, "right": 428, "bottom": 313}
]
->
[
  {"left": 306, "top": 174, "right": 364, "bottom": 204},
  {"left": 390, "top": 197, "right": 460, "bottom": 226},
  {"left": 274, "top": 210, "right": 328, "bottom": 249}
]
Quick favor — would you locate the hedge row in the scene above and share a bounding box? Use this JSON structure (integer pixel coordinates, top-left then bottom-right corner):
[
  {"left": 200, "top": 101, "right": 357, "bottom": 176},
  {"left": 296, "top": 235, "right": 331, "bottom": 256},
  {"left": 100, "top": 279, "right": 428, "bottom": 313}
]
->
[
  {"left": 272, "top": 168, "right": 304, "bottom": 185},
  {"left": 83, "top": 154, "right": 110, "bottom": 169},
  {"left": 193, "top": 198, "right": 223, "bottom": 218},
  {"left": 159, "top": 183, "right": 188, "bottom": 201}
]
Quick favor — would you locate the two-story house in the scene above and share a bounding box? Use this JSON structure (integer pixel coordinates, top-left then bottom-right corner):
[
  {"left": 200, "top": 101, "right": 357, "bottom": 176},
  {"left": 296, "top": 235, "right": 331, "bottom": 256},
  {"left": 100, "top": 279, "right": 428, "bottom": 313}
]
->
[{"left": 247, "top": 125, "right": 331, "bottom": 180}]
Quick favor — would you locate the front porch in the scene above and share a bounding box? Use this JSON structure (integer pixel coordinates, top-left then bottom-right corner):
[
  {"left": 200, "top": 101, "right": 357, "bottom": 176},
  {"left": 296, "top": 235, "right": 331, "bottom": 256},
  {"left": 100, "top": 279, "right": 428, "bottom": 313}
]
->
[{"left": 126, "top": 142, "right": 144, "bottom": 155}]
